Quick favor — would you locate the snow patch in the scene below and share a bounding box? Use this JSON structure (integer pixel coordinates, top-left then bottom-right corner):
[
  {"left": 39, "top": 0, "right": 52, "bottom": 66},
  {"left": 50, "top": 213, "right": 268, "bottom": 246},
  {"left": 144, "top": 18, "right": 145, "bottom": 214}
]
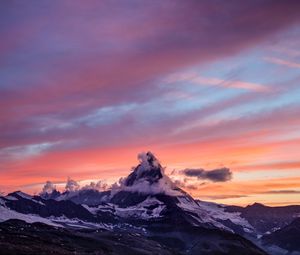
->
[
  {"left": 114, "top": 199, "right": 166, "bottom": 220},
  {"left": 50, "top": 215, "right": 113, "bottom": 230},
  {"left": 89, "top": 197, "right": 166, "bottom": 220},
  {"left": 5, "top": 196, "right": 18, "bottom": 201},
  {"left": 8, "top": 192, "right": 45, "bottom": 206},
  {"left": 195, "top": 200, "right": 254, "bottom": 233},
  {"left": 0, "top": 205, "right": 61, "bottom": 227},
  {"left": 15, "top": 191, "right": 32, "bottom": 200}
]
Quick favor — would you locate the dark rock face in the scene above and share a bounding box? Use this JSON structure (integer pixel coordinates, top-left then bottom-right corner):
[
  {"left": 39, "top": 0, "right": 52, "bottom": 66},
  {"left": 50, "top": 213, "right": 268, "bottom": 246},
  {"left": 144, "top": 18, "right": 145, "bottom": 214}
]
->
[
  {"left": 147, "top": 225, "right": 268, "bottom": 255},
  {"left": 109, "top": 190, "right": 149, "bottom": 207},
  {"left": 225, "top": 203, "right": 300, "bottom": 234},
  {"left": 262, "top": 217, "right": 300, "bottom": 252}
]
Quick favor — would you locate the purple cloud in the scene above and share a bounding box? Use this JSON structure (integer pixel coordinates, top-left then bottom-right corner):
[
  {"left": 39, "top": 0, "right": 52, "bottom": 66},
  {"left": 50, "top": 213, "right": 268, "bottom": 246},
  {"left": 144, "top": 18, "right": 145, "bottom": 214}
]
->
[{"left": 181, "top": 168, "right": 232, "bottom": 182}]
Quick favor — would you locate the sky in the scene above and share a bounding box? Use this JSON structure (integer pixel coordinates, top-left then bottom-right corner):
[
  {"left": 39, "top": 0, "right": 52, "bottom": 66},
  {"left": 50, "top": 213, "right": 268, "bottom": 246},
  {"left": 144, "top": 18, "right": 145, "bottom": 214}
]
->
[{"left": 1, "top": 0, "right": 300, "bottom": 206}]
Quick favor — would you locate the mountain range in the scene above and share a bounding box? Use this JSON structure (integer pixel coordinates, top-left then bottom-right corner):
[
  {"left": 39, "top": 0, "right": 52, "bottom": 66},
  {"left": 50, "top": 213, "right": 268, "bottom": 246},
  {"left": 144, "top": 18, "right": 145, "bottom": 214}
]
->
[{"left": 1, "top": 152, "right": 299, "bottom": 255}]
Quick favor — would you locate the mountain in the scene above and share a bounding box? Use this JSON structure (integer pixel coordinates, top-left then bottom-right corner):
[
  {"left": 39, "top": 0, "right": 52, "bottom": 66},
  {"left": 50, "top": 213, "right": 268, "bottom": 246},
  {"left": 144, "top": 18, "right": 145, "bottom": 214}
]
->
[
  {"left": 0, "top": 190, "right": 118, "bottom": 228},
  {"left": 1, "top": 151, "right": 297, "bottom": 254},
  {"left": 2, "top": 191, "right": 95, "bottom": 221},
  {"left": 225, "top": 202, "right": 300, "bottom": 234},
  {"left": 0, "top": 218, "right": 266, "bottom": 255},
  {"left": 0, "top": 219, "right": 175, "bottom": 255},
  {"left": 38, "top": 152, "right": 254, "bottom": 235},
  {"left": 73, "top": 153, "right": 254, "bottom": 232},
  {"left": 2, "top": 191, "right": 94, "bottom": 220},
  {"left": 262, "top": 217, "right": 300, "bottom": 254}
]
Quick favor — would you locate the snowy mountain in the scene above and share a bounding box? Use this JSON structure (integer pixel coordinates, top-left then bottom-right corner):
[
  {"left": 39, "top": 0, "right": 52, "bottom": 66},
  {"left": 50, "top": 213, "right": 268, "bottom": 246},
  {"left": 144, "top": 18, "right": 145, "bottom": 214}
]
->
[
  {"left": 225, "top": 202, "right": 300, "bottom": 234},
  {"left": 262, "top": 217, "right": 300, "bottom": 254},
  {"left": 0, "top": 152, "right": 299, "bottom": 254},
  {"left": 63, "top": 152, "right": 254, "bottom": 235}
]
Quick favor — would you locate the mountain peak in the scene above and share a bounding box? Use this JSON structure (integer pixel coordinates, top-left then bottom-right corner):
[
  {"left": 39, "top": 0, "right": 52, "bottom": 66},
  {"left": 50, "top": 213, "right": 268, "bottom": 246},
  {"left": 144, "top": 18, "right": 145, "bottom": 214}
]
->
[
  {"left": 124, "top": 151, "right": 164, "bottom": 187},
  {"left": 245, "top": 202, "right": 266, "bottom": 210},
  {"left": 8, "top": 191, "right": 32, "bottom": 200},
  {"left": 251, "top": 202, "right": 265, "bottom": 207},
  {"left": 140, "top": 151, "right": 160, "bottom": 167},
  {"left": 111, "top": 151, "right": 183, "bottom": 197}
]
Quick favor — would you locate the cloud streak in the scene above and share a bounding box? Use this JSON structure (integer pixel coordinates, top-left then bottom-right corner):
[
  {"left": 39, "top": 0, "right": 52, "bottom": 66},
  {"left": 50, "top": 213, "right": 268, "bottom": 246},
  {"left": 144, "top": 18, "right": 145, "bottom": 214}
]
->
[
  {"left": 166, "top": 72, "right": 268, "bottom": 92},
  {"left": 264, "top": 56, "right": 300, "bottom": 68},
  {"left": 261, "top": 190, "right": 300, "bottom": 194}
]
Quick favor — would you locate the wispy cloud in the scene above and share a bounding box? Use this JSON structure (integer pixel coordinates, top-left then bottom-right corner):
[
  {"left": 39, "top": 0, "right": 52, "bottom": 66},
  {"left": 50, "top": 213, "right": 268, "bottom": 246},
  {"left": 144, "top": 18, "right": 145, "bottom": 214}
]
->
[
  {"left": 166, "top": 72, "right": 268, "bottom": 92},
  {"left": 264, "top": 56, "right": 300, "bottom": 68},
  {"left": 0, "top": 142, "right": 59, "bottom": 161},
  {"left": 237, "top": 161, "right": 300, "bottom": 171},
  {"left": 261, "top": 190, "right": 300, "bottom": 194},
  {"left": 200, "top": 195, "right": 248, "bottom": 200}
]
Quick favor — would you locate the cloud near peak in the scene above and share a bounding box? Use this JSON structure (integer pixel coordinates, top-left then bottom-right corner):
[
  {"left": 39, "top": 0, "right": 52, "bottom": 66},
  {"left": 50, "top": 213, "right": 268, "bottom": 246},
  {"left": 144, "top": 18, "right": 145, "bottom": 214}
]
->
[
  {"left": 41, "top": 181, "right": 56, "bottom": 195},
  {"left": 65, "top": 177, "right": 80, "bottom": 192}
]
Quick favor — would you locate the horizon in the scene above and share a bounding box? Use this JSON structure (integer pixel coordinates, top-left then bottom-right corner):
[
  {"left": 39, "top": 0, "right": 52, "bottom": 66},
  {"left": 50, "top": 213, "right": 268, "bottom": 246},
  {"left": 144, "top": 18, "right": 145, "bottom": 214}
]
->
[
  {"left": 1, "top": 151, "right": 300, "bottom": 207},
  {"left": 1, "top": 1, "right": 300, "bottom": 207}
]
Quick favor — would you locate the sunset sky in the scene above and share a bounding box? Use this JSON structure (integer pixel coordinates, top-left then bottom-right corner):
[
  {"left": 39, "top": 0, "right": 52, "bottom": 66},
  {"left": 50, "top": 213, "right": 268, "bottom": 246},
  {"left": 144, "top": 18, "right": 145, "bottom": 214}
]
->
[{"left": 1, "top": 1, "right": 300, "bottom": 206}]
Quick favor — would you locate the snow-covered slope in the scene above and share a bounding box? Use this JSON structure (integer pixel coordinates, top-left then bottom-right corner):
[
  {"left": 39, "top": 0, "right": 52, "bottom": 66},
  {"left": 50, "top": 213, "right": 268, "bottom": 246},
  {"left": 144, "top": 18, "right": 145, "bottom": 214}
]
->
[
  {"left": 0, "top": 198, "right": 115, "bottom": 230},
  {"left": 195, "top": 200, "right": 254, "bottom": 233},
  {"left": 0, "top": 204, "right": 60, "bottom": 227}
]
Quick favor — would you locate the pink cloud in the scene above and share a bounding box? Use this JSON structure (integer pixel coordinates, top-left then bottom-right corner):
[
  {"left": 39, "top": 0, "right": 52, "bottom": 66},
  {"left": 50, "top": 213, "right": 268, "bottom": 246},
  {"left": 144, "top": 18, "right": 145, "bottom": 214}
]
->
[
  {"left": 264, "top": 56, "right": 300, "bottom": 68},
  {"left": 166, "top": 72, "right": 268, "bottom": 92}
]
